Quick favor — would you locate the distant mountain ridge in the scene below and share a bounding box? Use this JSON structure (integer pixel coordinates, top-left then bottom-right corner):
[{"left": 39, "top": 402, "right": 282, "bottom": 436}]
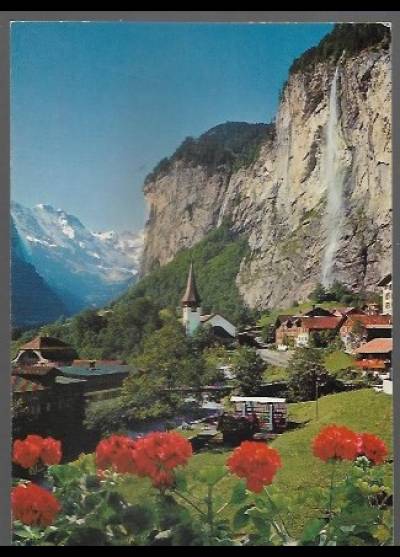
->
[
  {"left": 11, "top": 220, "right": 67, "bottom": 328},
  {"left": 11, "top": 201, "right": 144, "bottom": 317}
]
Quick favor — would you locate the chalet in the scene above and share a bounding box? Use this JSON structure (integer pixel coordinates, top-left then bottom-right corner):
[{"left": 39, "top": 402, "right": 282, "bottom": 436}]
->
[
  {"left": 354, "top": 338, "right": 392, "bottom": 376},
  {"left": 275, "top": 316, "right": 303, "bottom": 347},
  {"left": 13, "top": 336, "right": 78, "bottom": 367},
  {"left": 12, "top": 364, "right": 85, "bottom": 451},
  {"left": 378, "top": 273, "right": 392, "bottom": 315},
  {"left": 276, "top": 315, "right": 343, "bottom": 348},
  {"left": 181, "top": 262, "right": 236, "bottom": 339},
  {"left": 339, "top": 314, "right": 392, "bottom": 353},
  {"left": 303, "top": 306, "right": 333, "bottom": 317}
]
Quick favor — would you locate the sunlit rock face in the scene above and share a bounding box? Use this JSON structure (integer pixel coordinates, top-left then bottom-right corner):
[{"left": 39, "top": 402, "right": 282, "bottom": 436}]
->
[{"left": 141, "top": 30, "right": 391, "bottom": 310}]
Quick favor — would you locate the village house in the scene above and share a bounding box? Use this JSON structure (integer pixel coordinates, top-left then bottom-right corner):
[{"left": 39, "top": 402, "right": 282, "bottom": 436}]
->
[
  {"left": 339, "top": 314, "right": 392, "bottom": 353},
  {"left": 12, "top": 337, "right": 133, "bottom": 457},
  {"left": 378, "top": 273, "right": 392, "bottom": 315},
  {"left": 12, "top": 364, "right": 86, "bottom": 456},
  {"left": 354, "top": 338, "right": 392, "bottom": 393},
  {"left": 13, "top": 336, "right": 78, "bottom": 367},
  {"left": 275, "top": 314, "right": 344, "bottom": 348},
  {"left": 181, "top": 262, "right": 236, "bottom": 339}
]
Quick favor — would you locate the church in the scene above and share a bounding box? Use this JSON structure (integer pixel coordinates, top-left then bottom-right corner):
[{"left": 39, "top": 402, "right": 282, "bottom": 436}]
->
[{"left": 181, "top": 262, "right": 237, "bottom": 339}]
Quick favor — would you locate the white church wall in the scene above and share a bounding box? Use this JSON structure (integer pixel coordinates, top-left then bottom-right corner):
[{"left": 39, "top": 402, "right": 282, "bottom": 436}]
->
[{"left": 183, "top": 306, "right": 202, "bottom": 335}]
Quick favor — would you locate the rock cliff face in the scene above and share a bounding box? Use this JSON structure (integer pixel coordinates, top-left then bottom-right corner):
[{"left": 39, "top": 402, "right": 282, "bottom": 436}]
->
[{"left": 140, "top": 25, "right": 391, "bottom": 310}]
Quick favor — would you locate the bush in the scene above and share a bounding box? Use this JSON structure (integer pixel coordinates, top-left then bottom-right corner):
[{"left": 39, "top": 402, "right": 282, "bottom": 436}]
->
[{"left": 217, "top": 414, "right": 260, "bottom": 446}]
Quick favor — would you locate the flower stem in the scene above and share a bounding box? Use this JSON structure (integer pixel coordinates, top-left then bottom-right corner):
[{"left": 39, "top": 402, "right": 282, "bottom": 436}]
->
[
  {"left": 172, "top": 489, "right": 207, "bottom": 518},
  {"left": 327, "top": 460, "right": 336, "bottom": 520},
  {"left": 264, "top": 488, "right": 293, "bottom": 540},
  {"left": 206, "top": 485, "right": 214, "bottom": 537}
]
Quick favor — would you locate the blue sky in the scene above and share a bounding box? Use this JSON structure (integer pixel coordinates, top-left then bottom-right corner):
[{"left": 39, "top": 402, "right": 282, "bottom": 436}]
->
[{"left": 11, "top": 22, "right": 333, "bottom": 233}]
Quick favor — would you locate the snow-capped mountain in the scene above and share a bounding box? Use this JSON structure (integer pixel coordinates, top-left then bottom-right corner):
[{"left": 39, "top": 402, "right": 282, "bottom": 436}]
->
[{"left": 11, "top": 201, "right": 144, "bottom": 313}]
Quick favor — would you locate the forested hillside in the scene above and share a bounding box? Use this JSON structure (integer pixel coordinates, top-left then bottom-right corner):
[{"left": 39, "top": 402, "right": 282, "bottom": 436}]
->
[{"left": 14, "top": 225, "right": 252, "bottom": 360}]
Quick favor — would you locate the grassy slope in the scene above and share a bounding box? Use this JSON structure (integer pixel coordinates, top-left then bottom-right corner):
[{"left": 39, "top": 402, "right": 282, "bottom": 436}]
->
[
  {"left": 263, "top": 350, "right": 357, "bottom": 383},
  {"left": 325, "top": 350, "right": 356, "bottom": 373},
  {"left": 117, "top": 389, "right": 392, "bottom": 534}
]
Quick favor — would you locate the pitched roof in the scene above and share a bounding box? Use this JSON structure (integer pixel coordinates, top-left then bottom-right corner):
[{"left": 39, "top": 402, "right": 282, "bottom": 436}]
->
[
  {"left": 20, "top": 336, "right": 72, "bottom": 350},
  {"left": 346, "top": 314, "right": 392, "bottom": 326},
  {"left": 301, "top": 316, "right": 343, "bottom": 330},
  {"left": 354, "top": 338, "right": 393, "bottom": 354},
  {"left": 302, "top": 307, "right": 333, "bottom": 317},
  {"left": 181, "top": 262, "right": 201, "bottom": 306},
  {"left": 377, "top": 273, "right": 392, "bottom": 287}
]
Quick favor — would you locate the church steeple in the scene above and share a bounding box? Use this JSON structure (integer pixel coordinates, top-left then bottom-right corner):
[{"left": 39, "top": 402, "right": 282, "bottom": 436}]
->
[{"left": 181, "top": 261, "right": 201, "bottom": 308}]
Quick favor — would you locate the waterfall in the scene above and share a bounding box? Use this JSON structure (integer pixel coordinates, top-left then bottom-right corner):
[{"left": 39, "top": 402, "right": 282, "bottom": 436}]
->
[
  {"left": 321, "top": 66, "right": 346, "bottom": 287},
  {"left": 217, "top": 193, "right": 230, "bottom": 227}
]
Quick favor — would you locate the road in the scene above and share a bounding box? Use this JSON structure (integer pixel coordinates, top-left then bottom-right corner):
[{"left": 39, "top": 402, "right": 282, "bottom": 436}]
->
[{"left": 257, "top": 348, "right": 294, "bottom": 368}]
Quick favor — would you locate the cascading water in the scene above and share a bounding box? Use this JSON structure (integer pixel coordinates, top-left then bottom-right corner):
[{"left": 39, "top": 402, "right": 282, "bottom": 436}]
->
[{"left": 321, "top": 66, "right": 346, "bottom": 287}]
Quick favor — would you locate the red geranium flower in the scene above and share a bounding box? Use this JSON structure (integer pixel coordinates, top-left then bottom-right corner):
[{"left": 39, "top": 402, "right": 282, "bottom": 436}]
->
[
  {"left": 357, "top": 433, "right": 388, "bottom": 465},
  {"left": 12, "top": 435, "right": 62, "bottom": 469},
  {"left": 95, "top": 435, "right": 138, "bottom": 474},
  {"left": 312, "top": 425, "right": 359, "bottom": 462},
  {"left": 41, "top": 438, "right": 62, "bottom": 466},
  {"left": 12, "top": 439, "right": 42, "bottom": 469},
  {"left": 227, "top": 441, "right": 282, "bottom": 493},
  {"left": 133, "top": 432, "right": 193, "bottom": 488},
  {"left": 12, "top": 483, "right": 61, "bottom": 527}
]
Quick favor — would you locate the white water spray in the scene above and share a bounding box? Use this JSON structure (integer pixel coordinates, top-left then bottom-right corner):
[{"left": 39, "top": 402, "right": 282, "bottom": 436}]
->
[{"left": 321, "top": 66, "right": 346, "bottom": 287}]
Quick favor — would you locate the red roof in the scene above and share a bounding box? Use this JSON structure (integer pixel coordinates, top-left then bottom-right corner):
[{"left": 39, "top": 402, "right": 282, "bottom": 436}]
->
[
  {"left": 346, "top": 315, "right": 392, "bottom": 327},
  {"left": 301, "top": 316, "right": 343, "bottom": 330},
  {"left": 355, "top": 338, "right": 393, "bottom": 354}
]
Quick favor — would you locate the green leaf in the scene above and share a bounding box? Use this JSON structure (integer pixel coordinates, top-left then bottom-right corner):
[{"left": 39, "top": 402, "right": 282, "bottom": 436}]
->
[
  {"left": 230, "top": 481, "right": 247, "bottom": 505},
  {"left": 247, "top": 508, "right": 271, "bottom": 535},
  {"left": 301, "top": 518, "right": 325, "bottom": 543},
  {"left": 233, "top": 505, "right": 253, "bottom": 530},
  {"left": 48, "top": 464, "right": 81, "bottom": 486},
  {"left": 174, "top": 470, "right": 188, "bottom": 492}
]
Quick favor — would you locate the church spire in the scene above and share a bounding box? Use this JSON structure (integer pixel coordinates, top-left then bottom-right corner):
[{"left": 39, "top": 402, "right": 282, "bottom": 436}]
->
[{"left": 181, "top": 261, "right": 201, "bottom": 307}]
